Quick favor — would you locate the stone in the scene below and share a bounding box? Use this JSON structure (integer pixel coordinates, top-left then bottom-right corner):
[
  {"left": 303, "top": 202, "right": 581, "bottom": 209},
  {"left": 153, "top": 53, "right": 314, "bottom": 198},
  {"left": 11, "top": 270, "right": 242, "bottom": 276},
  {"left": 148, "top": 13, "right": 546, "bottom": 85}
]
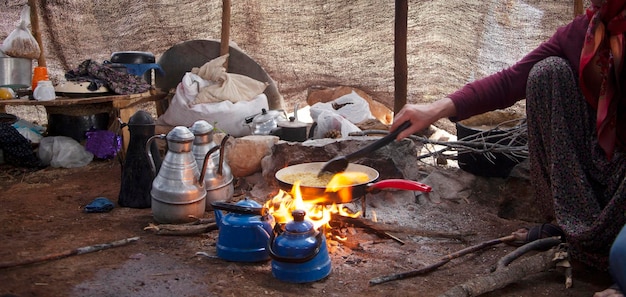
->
[{"left": 218, "top": 134, "right": 279, "bottom": 177}]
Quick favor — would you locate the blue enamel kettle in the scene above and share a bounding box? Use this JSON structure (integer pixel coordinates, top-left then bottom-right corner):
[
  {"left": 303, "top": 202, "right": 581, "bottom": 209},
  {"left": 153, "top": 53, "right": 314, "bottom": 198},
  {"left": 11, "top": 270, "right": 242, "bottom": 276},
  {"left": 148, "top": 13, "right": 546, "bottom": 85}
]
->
[
  {"left": 212, "top": 198, "right": 274, "bottom": 262},
  {"left": 268, "top": 209, "right": 332, "bottom": 283}
]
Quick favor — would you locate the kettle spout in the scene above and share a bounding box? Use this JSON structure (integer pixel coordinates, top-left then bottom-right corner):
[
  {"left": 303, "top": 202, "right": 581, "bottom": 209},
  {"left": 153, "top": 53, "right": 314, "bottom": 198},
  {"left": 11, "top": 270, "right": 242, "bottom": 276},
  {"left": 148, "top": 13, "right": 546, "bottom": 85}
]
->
[
  {"left": 200, "top": 145, "right": 222, "bottom": 182},
  {"left": 213, "top": 208, "right": 224, "bottom": 229},
  {"left": 217, "top": 134, "right": 231, "bottom": 176}
]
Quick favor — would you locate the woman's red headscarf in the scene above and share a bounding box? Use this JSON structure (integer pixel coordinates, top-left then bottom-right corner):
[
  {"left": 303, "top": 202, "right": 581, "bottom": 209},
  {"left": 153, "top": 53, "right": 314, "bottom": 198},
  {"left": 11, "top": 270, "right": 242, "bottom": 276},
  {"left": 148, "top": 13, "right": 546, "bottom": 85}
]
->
[{"left": 579, "top": 0, "right": 626, "bottom": 159}]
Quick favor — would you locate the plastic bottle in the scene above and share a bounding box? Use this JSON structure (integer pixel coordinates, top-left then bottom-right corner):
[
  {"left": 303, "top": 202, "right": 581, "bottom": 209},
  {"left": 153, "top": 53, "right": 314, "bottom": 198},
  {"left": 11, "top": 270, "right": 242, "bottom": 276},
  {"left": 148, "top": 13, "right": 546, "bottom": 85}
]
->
[{"left": 33, "top": 80, "right": 55, "bottom": 101}]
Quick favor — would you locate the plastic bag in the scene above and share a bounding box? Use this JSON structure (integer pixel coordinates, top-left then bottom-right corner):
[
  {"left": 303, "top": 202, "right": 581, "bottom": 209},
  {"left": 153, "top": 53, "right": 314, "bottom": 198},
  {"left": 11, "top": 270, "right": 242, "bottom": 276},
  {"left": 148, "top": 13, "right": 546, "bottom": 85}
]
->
[
  {"left": 309, "top": 91, "right": 375, "bottom": 124},
  {"left": 312, "top": 110, "right": 361, "bottom": 139},
  {"left": 156, "top": 72, "right": 269, "bottom": 137},
  {"left": 38, "top": 136, "right": 94, "bottom": 168},
  {"left": 1, "top": 5, "right": 41, "bottom": 59}
]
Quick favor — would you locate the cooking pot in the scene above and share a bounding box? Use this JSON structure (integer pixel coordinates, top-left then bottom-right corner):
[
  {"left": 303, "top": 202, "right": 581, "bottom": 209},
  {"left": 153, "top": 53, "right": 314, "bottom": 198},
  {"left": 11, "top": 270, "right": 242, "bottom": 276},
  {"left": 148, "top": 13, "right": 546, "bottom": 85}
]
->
[
  {"left": 269, "top": 116, "right": 308, "bottom": 142},
  {"left": 0, "top": 57, "right": 32, "bottom": 89},
  {"left": 275, "top": 162, "right": 432, "bottom": 204},
  {"left": 456, "top": 112, "right": 527, "bottom": 178},
  {"left": 212, "top": 198, "right": 275, "bottom": 262}
]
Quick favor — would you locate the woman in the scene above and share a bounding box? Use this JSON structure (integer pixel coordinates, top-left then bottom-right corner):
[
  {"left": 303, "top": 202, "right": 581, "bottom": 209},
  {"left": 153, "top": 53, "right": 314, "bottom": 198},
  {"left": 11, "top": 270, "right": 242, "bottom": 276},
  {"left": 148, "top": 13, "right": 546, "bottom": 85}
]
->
[{"left": 391, "top": 1, "right": 626, "bottom": 295}]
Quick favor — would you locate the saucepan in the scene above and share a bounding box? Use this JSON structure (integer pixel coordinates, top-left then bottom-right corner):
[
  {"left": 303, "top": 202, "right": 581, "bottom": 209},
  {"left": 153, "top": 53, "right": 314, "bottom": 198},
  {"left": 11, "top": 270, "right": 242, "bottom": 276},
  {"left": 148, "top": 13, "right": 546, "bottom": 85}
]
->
[{"left": 275, "top": 162, "right": 432, "bottom": 204}]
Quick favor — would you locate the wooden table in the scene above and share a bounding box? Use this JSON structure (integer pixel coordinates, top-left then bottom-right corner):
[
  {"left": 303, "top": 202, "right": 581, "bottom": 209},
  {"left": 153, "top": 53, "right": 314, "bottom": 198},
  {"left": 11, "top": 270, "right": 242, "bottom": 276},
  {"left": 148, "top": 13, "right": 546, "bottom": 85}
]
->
[{"left": 0, "top": 91, "right": 168, "bottom": 156}]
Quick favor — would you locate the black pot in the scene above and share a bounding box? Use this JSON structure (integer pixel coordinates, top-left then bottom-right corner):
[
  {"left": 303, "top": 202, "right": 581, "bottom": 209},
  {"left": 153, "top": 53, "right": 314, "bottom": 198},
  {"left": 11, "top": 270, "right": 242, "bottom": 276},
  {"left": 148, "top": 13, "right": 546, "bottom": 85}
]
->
[
  {"left": 455, "top": 120, "right": 527, "bottom": 178},
  {"left": 270, "top": 117, "right": 309, "bottom": 142},
  {"left": 110, "top": 51, "right": 155, "bottom": 64},
  {"left": 47, "top": 113, "right": 110, "bottom": 142}
]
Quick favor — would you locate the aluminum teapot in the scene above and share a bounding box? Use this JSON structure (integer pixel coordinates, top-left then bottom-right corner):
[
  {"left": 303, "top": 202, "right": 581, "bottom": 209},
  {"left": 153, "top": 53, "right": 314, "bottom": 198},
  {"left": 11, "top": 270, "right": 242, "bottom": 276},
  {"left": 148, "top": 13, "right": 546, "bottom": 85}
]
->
[
  {"left": 268, "top": 209, "right": 332, "bottom": 283},
  {"left": 190, "top": 120, "right": 234, "bottom": 208},
  {"left": 146, "top": 126, "right": 216, "bottom": 224},
  {"left": 212, "top": 198, "right": 275, "bottom": 262},
  {"left": 244, "top": 108, "right": 287, "bottom": 135}
]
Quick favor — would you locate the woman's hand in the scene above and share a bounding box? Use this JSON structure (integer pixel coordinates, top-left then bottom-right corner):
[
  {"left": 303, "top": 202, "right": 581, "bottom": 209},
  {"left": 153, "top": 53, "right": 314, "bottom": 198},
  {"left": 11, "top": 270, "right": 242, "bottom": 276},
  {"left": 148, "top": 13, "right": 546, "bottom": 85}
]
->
[{"left": 390, "top": 97, "right": 457, "bottom": 141}]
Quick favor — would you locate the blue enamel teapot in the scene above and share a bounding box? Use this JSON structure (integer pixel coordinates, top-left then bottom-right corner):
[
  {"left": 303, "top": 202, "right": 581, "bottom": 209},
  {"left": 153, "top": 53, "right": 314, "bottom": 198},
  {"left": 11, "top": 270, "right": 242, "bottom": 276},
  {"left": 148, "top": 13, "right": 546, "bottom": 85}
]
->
[
  {"left": 268, "top": 209, "right": 332, "bottom": 283},
  {"left": 211, "top": 198, "right": 274, "bottom": 262}
]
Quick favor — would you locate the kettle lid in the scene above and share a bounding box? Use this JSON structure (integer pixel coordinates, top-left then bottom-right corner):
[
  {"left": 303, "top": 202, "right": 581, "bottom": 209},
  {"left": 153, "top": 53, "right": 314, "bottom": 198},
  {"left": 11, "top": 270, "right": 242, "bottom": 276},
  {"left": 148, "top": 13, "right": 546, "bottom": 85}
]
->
[
  {"left": 235, "top": 197, "right": 263, "bottom": 208},
  {"left": 167, "top": 126, "right": 195, "bottom": 142},
  {"left": 190, "top": 120, "right": 214, "bottom": 135},
  {"left": 277, "top": 116, "right": 308, "bottom": 129},
  {"left": 284, "top": 210, "right": 314, "bottom": 233},
  {"left": 253, "top": 108, "right": 283, "bottom": 124}
]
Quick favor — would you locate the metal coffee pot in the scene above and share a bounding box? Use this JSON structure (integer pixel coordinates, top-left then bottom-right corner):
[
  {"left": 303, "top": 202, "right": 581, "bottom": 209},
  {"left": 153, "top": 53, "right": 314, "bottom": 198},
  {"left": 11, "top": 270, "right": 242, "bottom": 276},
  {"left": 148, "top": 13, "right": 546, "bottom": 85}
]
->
[
  {"left": 118, "top": 110, "right": 161, "bottom": 209},
  {"left": 268, "top": 209, "right": 332, "bottom": 283},
  {"left": 212, "top": 198, "right": 275, "bottom": 262},
  {"left": 146, "top": 126, "right": 215, "bottom": 224},
  {"left": 190, "top": 120, "right": 234, "bottom": 208}
]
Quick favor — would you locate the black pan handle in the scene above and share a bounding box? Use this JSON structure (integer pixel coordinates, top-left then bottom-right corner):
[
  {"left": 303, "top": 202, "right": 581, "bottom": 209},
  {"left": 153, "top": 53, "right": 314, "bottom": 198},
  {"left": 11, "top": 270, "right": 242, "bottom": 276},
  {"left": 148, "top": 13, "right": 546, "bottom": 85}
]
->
[
  {"left": 344, "top": 121, "right": 411, "bottom": 161},
  {"left": 210, "top": 201, "right": 266, "bottom": 216}
]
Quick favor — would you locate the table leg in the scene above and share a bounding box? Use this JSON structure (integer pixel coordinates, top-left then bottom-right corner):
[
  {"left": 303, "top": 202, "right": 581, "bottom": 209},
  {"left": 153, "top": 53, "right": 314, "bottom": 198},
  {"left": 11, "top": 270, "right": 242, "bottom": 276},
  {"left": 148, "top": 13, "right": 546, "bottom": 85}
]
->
[{"left": 118, "top": 106, "right": 136, "bottom": 156}]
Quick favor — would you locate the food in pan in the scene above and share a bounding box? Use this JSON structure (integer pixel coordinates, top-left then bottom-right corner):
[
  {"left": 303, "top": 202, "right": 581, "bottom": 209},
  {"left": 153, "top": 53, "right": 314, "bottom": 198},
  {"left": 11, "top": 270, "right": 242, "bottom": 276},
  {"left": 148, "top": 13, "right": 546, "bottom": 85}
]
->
[{"left": 280, "top": 171, "right": 370, "bottom": 188}]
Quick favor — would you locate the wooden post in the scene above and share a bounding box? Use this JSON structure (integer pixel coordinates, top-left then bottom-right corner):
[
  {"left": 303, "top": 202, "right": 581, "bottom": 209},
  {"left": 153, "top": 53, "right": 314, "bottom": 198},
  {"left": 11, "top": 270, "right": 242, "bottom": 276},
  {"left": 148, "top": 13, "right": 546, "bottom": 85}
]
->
[
  {"left": 574, "top": 0, "right": 584, "bottom": 17},
  {"left": 394, "top": 0, "right": 408, "bottom": 114},
  {"left": 28, "top": 0, "right": 46, "bottom": 67},
  {"left": 220, "top": 0, "right": 232, "bottom": 69}
]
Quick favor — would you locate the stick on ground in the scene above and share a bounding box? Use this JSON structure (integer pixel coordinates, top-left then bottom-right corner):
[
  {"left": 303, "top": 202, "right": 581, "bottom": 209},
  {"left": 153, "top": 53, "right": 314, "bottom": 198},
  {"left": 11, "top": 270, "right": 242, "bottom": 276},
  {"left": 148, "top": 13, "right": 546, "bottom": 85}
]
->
[
  {"left": 0, "top": 236, "right": 140, "bottom": 269},
  {"left": 369, "top": 234, "right": 515, "bottom": 286},
  {"left": 438, "top": 244, "right": 566, "bottom": 297}
]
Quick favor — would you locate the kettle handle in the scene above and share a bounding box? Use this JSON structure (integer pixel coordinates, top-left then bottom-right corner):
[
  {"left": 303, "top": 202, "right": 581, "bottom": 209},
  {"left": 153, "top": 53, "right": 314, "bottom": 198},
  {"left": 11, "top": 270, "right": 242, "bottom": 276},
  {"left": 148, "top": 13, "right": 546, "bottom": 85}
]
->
[
  {"left": 146, "top": 134, "right": 166, "bottom": 178},
  {"left": 267, "top": 225, "right": 324, "bottom": 263}
]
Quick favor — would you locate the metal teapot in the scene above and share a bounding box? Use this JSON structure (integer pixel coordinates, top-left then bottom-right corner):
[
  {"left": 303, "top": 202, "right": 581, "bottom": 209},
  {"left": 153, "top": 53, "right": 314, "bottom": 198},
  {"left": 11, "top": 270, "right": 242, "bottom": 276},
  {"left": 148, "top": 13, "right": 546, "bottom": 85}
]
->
[
  {"left": 212, "top": 198, "right": 275, "bottom": 262},
  {"left": 244, "top": 108, "right": 287, "bottom": 135},
  {"left": 268, "top": 209, "right": 332, "bottom": 283},
  {"left": 190, "top": 120, "right": 234, "bottom": 208},
  {"left": 146, "top": 126, "right": 215, "bottom": 224},
  {"left": 118, "top": 110, "right": 161, "bottom": 209}
]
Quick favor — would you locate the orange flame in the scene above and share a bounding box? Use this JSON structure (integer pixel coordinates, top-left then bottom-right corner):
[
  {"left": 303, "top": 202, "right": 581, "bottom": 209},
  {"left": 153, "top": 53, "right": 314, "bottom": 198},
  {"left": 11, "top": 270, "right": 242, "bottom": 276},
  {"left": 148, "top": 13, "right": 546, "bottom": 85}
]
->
[{"left": 264, "top": 172, "right": 366, "bottom": 230}]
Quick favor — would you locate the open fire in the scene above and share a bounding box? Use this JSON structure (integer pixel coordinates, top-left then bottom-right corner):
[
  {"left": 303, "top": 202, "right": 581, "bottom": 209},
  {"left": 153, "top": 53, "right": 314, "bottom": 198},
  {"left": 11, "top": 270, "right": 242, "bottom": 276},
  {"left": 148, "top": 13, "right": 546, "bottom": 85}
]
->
[{"left": 264, "top": 172, "right": 369, "bottom": 231}]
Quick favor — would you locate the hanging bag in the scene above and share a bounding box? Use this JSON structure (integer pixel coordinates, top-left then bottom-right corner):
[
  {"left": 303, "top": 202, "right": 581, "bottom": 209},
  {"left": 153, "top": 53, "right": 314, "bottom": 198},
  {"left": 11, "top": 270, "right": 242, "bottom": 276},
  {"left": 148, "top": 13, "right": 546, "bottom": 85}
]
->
[{"left": 1, "top": 5, "right": 41, "bottom": 59}]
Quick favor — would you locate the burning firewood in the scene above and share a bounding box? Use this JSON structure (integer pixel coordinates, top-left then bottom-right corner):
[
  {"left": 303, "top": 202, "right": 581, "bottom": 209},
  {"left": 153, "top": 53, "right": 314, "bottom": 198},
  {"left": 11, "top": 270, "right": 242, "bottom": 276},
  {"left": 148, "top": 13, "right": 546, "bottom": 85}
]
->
[{"left": 331, "top": 216, "right": 473, "bottom": 244}]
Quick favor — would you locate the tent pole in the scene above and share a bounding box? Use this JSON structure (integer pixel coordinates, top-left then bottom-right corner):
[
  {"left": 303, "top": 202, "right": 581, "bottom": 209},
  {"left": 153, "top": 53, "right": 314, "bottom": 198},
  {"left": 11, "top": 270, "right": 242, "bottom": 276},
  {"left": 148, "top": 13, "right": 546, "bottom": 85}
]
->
[
  {"left": 394, "top": 0, "right": 408, "bottom": 115},
  {"left": 28, "top": 0, "right": 46, "bottom": 67},
  {"left": 220, "top": 0, "right": 232, "bottom": 69}
]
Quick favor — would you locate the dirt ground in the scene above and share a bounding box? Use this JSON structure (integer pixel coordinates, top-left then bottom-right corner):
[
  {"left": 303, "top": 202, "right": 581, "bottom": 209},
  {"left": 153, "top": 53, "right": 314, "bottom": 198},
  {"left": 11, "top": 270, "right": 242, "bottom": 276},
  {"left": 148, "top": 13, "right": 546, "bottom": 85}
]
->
[{"left": 0, "top": 156, "right": 616, "bottom": 297}]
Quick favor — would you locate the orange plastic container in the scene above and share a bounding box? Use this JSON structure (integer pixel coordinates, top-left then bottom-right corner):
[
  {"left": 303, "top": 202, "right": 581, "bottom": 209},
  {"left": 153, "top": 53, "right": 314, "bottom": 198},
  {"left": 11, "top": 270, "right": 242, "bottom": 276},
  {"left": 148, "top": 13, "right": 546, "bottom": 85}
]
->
[{"left": 31, "top": 66, "right": 49, "bottom": 91}]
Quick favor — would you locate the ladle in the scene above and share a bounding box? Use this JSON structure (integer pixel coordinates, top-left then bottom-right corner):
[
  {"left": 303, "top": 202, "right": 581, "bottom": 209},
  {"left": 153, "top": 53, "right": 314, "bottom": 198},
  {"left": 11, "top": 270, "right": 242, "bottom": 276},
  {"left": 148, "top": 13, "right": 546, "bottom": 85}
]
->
[{"left": 318, "top": 121, "right": 411, "bottom": 176}]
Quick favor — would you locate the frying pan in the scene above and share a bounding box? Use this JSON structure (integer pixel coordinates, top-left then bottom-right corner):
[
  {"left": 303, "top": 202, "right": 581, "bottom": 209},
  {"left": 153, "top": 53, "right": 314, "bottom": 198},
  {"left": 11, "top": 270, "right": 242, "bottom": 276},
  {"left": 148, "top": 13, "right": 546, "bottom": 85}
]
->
[{"left": 275, "top": 162, "right": 432, "bottom": 204}]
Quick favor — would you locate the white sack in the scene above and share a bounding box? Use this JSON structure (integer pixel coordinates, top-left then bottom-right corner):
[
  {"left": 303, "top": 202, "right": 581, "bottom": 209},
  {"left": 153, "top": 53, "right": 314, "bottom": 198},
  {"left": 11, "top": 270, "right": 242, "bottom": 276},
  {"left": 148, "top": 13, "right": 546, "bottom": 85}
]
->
[
  {"left": 191, "top": 54, "right": 268, "bottom": 104},
  {"left": 157, "top": 72, "right": 269, "bottom": 137}
]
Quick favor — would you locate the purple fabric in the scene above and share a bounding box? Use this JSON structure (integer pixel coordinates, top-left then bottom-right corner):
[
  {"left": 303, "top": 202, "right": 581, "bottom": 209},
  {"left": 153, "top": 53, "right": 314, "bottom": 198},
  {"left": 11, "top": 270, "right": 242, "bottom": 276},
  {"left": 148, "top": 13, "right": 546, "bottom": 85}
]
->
[
  {"left": 85, "top": 130, "right": 121, "bottom": 159},
  {"left": 448, "top": 15, "right": 590, "bottom": 121}
]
